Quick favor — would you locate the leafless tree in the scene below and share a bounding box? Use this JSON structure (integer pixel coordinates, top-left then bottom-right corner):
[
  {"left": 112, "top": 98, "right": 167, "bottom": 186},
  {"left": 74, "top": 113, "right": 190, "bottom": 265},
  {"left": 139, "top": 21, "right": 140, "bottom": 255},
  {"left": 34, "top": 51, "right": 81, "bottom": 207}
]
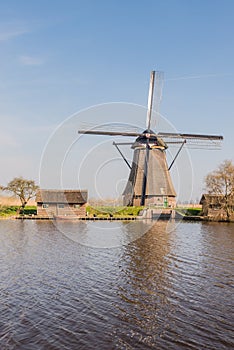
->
[
  {"left": 205, "top": 160, "right": 234, "bottom": 220},
  {"left": 3, "top": 177, "right": 39, "bottom": 214}
]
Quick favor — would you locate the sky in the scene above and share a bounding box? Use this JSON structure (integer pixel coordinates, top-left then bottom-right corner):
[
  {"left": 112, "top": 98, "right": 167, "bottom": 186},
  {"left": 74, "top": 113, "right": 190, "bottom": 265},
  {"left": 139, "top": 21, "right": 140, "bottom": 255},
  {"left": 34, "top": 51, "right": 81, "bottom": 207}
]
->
[{"left": 0, "top": 0, "right": 234, "bottom": 202}]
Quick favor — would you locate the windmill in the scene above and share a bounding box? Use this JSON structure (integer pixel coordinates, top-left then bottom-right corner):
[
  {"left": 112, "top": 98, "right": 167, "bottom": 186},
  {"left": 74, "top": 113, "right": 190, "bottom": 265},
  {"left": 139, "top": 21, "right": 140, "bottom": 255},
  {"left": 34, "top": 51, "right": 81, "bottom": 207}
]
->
[{"left": 78, "top": 71, "right": 223, "bottom": 207}]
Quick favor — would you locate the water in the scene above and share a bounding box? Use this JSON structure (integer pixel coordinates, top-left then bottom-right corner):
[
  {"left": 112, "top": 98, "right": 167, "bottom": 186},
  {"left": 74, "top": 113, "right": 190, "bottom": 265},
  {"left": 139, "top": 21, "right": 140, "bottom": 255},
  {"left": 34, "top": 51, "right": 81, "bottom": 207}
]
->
[{"left": 0, "top": 220, "right": 233, "bottom": 349}]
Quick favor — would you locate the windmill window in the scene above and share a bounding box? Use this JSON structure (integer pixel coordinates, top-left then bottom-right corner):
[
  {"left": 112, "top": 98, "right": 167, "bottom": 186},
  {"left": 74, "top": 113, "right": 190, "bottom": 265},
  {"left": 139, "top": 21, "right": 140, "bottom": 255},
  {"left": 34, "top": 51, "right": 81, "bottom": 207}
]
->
[
  {"left": 42, "top": 204, "right": 49, "bottom": 208},
  {"left": 74, "top": 204, "right": 80, "bottom": 208}
]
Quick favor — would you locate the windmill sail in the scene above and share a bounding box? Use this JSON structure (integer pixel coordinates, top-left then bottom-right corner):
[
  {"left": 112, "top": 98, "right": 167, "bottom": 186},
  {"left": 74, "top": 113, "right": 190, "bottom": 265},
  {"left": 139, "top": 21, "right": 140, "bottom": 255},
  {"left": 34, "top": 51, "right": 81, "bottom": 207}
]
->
[
  {"left": 158, "top": 132, "right": 223, "bottom": 149},
  {"left": 146, "top": 71, "right": 155, "bottom": 130}
]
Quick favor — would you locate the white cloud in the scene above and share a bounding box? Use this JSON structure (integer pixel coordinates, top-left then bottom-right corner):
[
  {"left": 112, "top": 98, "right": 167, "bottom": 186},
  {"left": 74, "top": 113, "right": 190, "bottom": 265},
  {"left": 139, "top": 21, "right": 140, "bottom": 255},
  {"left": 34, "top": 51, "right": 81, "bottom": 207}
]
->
[
  {"left": 0, "top": 29, "right": 28, "bottom": 41},
  {"left": 19, "top": 55, "right": 45, "bottom": 66}
]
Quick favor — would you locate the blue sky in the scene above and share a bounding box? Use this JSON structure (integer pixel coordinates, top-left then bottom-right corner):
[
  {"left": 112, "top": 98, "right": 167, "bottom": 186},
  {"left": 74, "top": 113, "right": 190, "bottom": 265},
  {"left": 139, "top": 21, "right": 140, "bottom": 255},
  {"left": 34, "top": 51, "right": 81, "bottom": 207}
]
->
[{"left": 0, "top": 0, "right": 234, "bottom": 201}]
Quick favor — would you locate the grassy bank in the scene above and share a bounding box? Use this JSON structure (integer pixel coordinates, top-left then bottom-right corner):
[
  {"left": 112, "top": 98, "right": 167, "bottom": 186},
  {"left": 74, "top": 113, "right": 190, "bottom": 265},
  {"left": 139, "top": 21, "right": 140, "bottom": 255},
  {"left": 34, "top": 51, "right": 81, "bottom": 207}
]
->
[
  {"left": 0, "top": 206, "right": 18, "bottom": 217},
  {"left": 176, "top": 207, "right": 202, "bottom": 216},
  {"left": 86, "top": 206, "right": 144, "bottom": 217},
  {"left": 86, "top": 206, "right": 203, "bottom": 218},
  {"left": 0, "top": 206, "right": 37, "bottom": 217},
  {"left": 0, "top": 205, "right": 202, "bottom": 219},
  {"left": 0, "top": 205, "right": 143, "bottom": 218}
]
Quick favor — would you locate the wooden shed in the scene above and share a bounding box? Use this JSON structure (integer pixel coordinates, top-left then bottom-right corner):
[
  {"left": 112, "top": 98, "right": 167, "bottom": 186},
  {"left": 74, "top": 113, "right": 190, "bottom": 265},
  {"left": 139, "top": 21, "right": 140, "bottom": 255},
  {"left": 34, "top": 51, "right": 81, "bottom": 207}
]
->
[
  {"left": 36, "top": 189, "right": 88, "bottom": 217},
  {"left": 200, "top": 194, "right": 234, "bottom": 219}
]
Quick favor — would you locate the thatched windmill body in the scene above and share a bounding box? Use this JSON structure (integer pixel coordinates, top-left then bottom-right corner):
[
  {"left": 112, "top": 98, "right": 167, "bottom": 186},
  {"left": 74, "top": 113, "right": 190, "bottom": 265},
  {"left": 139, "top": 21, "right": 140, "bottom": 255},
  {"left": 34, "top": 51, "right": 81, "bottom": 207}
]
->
[{"left": 79, "top": 71, "right": 223, "bottom": 207}]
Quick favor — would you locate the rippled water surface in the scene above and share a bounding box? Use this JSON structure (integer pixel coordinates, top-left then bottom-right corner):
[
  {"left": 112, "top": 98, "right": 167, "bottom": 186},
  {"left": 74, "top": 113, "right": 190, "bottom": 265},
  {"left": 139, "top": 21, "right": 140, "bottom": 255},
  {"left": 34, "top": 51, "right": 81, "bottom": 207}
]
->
[{"left": 0, "top": 220, "right": 233, "bottom": 349}]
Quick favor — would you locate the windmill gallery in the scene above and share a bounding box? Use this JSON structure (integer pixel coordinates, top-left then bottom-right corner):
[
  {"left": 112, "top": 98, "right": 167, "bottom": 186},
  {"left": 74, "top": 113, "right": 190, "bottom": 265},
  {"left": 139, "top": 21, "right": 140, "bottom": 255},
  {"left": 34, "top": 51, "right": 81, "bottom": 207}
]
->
[{"left": 78, "top": 71, "right": 223, "bottom": 208}]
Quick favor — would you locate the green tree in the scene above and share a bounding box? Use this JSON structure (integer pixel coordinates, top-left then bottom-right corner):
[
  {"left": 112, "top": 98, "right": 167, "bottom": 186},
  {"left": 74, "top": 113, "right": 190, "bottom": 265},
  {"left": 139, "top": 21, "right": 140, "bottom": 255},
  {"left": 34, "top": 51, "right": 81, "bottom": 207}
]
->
[
  {"left": 205, "top": 160, "right": 234, "bottom": 220},
  {"left": 3, "top": 177, "right": 39, "bottom": 214}
]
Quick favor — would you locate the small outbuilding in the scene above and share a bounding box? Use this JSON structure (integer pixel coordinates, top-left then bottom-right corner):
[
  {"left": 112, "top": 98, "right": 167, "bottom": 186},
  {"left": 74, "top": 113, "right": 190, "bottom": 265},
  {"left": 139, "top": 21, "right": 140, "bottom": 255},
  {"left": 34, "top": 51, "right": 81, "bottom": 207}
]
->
[
  {"left": 36, "top": 189, "right": 88, "bottom": 217},
  {"left": 200, "top": 194, "right": 234, "bottom": 219}
]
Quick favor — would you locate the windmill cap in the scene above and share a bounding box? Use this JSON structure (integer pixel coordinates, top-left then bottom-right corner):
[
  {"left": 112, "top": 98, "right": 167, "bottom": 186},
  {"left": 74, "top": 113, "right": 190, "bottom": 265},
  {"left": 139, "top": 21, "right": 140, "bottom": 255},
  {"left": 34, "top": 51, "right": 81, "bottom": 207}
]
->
[{"left": 132, "top": 130, "right": 167, "bottom": 149}]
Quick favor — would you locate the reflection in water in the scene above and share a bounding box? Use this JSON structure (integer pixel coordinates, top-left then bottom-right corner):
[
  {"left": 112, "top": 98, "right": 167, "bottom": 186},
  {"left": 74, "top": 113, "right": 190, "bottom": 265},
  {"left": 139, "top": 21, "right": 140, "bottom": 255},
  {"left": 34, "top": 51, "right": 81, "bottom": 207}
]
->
[
  {"left": 54, "top": 219, "right": 155, "bottom": 248},
  {"left": 113, "top": 221, "right": 175, "bottom": 348},
  {"left": 0, "top": 220, "right": 233, "bottom": 349}
]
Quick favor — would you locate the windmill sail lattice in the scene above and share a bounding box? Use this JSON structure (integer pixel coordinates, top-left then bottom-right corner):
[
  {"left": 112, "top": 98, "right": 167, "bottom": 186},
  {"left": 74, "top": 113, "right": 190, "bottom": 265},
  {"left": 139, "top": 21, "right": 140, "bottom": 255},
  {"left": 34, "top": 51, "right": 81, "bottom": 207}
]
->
[{"left": 78, "top": 71, "right": 223, "bottom": 207}]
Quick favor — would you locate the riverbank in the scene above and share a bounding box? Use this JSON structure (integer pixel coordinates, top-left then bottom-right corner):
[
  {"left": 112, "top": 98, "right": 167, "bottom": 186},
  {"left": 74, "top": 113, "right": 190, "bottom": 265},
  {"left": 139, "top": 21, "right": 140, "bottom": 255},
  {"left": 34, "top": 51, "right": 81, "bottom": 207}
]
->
[
  {"left": 1, "top": 205, "right": 233, "bottom": 222},
  {"left": 12, "top": 213, "right": 234, "bottom": 223},
  {"left": 0, "top": 206, "right": 36, "bottom": 218}
]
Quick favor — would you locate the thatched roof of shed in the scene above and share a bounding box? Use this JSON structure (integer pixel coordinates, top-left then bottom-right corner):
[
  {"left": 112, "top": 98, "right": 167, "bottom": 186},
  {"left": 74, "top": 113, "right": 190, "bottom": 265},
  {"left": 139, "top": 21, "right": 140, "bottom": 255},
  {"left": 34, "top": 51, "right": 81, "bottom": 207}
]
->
[
  {"left": 200, "top": 194, "right": 234, "bottom": 205},
  {"left": 36, "top": 190, "right": 88, "bottom": 204}
]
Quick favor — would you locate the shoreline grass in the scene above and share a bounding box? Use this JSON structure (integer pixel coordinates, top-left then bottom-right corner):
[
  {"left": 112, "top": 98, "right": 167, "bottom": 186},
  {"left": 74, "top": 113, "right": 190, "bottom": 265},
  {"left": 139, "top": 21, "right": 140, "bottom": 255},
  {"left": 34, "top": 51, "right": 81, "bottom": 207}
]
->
[
  {"left": 0, "top": 205, "right": 37, "bottom": 217},
  {"left": 86, "top": 206, "right": 144, "bottom": 217}
]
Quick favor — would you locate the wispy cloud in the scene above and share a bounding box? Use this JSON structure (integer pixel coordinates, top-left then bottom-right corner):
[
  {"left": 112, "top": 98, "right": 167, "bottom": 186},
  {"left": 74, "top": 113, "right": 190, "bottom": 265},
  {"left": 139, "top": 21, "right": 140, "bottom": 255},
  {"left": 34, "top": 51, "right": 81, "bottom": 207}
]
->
[
  {"left": 19, "top": 55, "right": 45, "bottom": 66},
  {"left": 166, "top": 73, "right": 231, "bottom": 81},
  {"left": 0, "top": 29, "right": 28, "bottom": 41}
]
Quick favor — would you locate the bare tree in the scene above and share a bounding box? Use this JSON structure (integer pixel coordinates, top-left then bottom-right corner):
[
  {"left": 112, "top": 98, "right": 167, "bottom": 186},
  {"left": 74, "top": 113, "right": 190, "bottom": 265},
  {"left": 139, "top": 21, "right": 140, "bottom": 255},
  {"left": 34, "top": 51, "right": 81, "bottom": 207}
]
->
[
  {"left": 3, "top": 177, "right": 39, "bottom": 214},
  {"left": 205, "top": 160, "right": 234, "bottom": 220}
]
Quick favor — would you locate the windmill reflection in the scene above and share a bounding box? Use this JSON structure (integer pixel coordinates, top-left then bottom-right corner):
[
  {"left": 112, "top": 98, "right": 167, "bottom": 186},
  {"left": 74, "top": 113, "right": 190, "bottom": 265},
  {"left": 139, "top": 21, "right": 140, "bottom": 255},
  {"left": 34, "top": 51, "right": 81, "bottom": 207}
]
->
[{"left": 113, "top": 221, "right": 176, "bottom": 345}]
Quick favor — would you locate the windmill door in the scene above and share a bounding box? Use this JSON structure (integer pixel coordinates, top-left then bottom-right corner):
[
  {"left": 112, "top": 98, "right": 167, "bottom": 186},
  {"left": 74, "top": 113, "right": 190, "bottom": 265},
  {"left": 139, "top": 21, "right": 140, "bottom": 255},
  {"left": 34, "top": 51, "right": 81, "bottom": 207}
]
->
[{"left": 163, "top": 196, "right": 168, "bottom": 208}]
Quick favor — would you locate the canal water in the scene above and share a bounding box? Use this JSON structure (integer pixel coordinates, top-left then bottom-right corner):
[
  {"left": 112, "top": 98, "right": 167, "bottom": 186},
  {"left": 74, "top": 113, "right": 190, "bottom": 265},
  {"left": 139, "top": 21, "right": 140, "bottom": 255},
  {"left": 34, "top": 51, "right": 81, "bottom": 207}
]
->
[{"left": 0, "top": 220, "right": 233, "bottom": 349}]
